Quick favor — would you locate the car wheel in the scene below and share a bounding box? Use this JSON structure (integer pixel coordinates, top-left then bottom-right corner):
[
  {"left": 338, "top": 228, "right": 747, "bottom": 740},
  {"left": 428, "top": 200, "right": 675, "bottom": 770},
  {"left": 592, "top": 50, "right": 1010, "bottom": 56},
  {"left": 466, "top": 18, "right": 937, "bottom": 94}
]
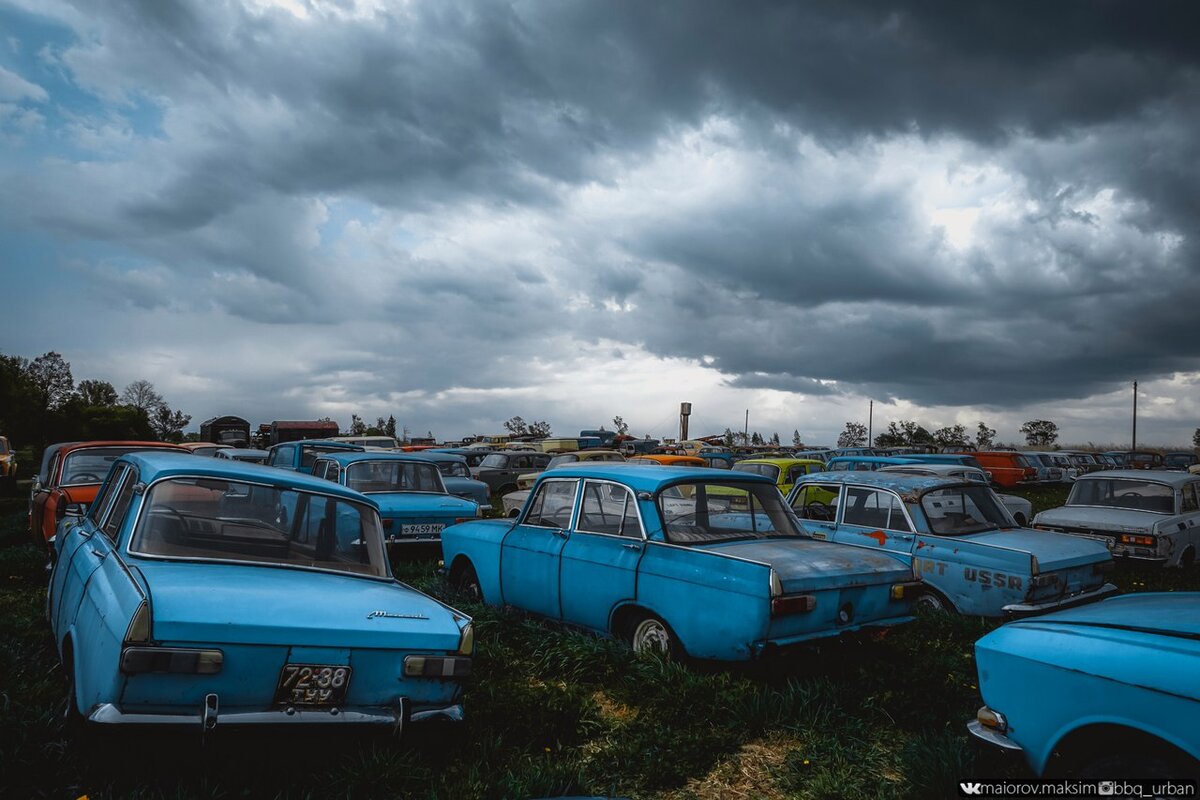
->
[
  {"left": 451, "top": 561, "right": 483, "bottom": 603},
  {"left": 61, "top": 642, "right": 87, "bottom": 734},
  {"left": 497, "top": 484, "right": 517, "bottom": 496},
  {"left": 1013, "top": 513, "right": 1028, "bottom": 526},
  {"left": 1181, "top": 547, "right": 1196, "bottom": 568},
  {"left": 629, "top": 614, "right": 677, "bottom": 658},
  {"left": 915, "top": 590, "right": 951, "bottom": 614}
]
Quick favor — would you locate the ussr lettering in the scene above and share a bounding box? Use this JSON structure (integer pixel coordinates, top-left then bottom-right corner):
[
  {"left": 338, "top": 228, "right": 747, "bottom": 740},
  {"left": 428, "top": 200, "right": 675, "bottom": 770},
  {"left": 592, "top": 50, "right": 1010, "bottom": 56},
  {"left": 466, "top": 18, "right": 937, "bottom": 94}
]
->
[{"left": 963, "top": 567, "right": 1022, "bottom": 590}]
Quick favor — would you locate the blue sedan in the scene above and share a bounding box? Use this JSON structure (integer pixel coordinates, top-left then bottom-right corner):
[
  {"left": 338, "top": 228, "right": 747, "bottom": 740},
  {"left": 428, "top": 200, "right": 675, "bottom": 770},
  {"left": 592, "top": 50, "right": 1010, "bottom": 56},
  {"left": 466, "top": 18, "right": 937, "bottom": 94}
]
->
[
  {"left": 48, "top": 452, "right": 472, "bottom": 732},
  {"left": 970, "top": 593, "right": 1200, "bottom": 777},
  {"left": 441, "top": 464, "right": 919, "bottom": 661}
]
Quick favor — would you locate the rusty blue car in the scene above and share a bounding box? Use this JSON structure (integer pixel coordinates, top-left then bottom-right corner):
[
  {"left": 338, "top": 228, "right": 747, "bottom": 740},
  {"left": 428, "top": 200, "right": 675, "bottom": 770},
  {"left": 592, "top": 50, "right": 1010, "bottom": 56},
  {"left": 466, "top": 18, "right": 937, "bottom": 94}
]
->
[
  {"left": 788, "top": 472, "right": 1117, "bottom": 616},
  {"left": 970, "top": 593, "right": 1200, "bottom": 777},
  {"left": 47, "top": 452, "right": 472, "bottom": 733},
  {"left": 440, "top": 464, "right": 919, "bottom": 660}
]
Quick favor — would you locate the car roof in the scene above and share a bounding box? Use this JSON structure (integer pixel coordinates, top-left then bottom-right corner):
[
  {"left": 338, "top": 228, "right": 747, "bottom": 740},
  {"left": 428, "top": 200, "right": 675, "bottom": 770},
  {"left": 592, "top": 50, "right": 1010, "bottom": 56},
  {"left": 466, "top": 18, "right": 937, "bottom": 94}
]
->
[
  {"left": 61, "top": 440, "right": 189, "bottom": 454},
  {"left": 826, "top": 456, "right": 921, "bottom": 465},
  {"left": 412, "top": 451, "right": 466, "bottom": 463},
  {"left": 218, "top": 448, "right": 269, "bottom": 456},
  {"left": 736, "top": 457, "right": 824, "bottom": 467},
  {"left": 320, "top": 451, "right": 439, "bottom": 465},
  {"left": 1077, "top": 469, "right": 1196, "bottom": 487},
  {"left": 545, "top": 463, "right": 774, "bottom": 491},
  {"left": 798, "top": 470, "right": 967, "bottom": 498},
  {"left": 880, "top": 463, "right": 981, "bottom": 475},
  {"left": 272, "top": 439, "right": 363, "bottom": 450},
  {"left": 119, "top": 451, "right": 368, "bottom": 502}
]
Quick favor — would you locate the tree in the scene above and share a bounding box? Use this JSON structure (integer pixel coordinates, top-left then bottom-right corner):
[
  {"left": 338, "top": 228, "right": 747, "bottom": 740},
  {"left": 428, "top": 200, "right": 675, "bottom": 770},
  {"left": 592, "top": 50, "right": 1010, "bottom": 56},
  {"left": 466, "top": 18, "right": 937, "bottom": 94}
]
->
[
  {"left": 612, "top": 416, "right": 629, "bottom": 436},
  {"left": 122, "top": 379, "right": 163, "bottom": 414},
  {"left": 723, "top": 428, "right": 735, "bottom": 448},
  {"left": 150, "top": 404, "right": 191, "bottom": 442},
  {"left": 349, "top": 414, "right": 366, "bottom": 436},
  {"left": 874, "top": 420, "right": 934, "bottom": 448},
  {"left": 1020, "top": 419, "right": 1059, "bottom": 447},
  {"left": 27, "top": 351, "right": 74, "bottom": 410},
  {"left": 1194, "top": 428, "right": 1200, "bottom": 448},
  {"left": 770, "top": 432, "right": 781, "bottom": 446},
  {"left": 750, "top": 431, "right": 763, "bottom": 446},
  {"left": 932, "top": 424, "right": 970, "bottom": 448},
  {"left": 528, "top": 420, "right": 552, "bottom": 438},
  {"left": 76, "top": 379, "right": 118, "bottom": 407},
  {"left": 503, "top": 416, "right": 528, "bottom": 436},
  {"left": 837, "top": 422, "right": 868, "bottom": 448},
  {"left": 792, "top": 430, "right": 803, "bottom": 447},
  {"left": 385, "top": 415, "right": 397, "bottom": 439},
  {"left": 976, "top": 422, "right": 996, "bottom": 450}
]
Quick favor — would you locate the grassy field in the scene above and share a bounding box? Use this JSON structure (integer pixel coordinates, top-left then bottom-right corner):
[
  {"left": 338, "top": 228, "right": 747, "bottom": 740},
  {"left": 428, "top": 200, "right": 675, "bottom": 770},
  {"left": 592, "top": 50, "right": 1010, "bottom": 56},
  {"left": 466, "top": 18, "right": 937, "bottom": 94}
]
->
[{"left": 2, "top": 486, "right": 1196, "bottom": 799}]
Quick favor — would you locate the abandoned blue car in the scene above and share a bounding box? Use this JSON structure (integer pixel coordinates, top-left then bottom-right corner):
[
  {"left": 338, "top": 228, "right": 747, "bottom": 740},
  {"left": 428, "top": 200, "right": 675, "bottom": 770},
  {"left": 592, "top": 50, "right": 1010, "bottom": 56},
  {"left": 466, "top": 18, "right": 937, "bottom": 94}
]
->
[
  {"left": 970, "top": 593, "right": 1200, "bottom": 777},
  {"left": 440, "top": 464, "right": 919, "bottom": 661},
  {"left": 312, "top": 452, "right": 480, "bottom": 545},
  {"left": 47, "top": 452, "right": 472, "bottom": 733},
  {"left": 265, "top": 439, "right": 363, "bottom": 474},
  {"left": 415, "top": 451, "right": 493, "bottom": 514},
  {"left": 787, "top": 472, "right": 1117, "bottom": 616}
]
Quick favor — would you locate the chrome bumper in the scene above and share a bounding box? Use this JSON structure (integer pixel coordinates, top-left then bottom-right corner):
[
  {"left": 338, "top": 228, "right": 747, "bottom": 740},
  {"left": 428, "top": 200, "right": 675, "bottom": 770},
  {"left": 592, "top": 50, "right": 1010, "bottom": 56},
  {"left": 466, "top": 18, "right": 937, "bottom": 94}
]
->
[
  {"left": 88, "top": 695, "right": 464, "bottom": 729},
  {"left": 1002, "top": 582, "right": 1119, "bottom": 616},
  {"left": 967, "top": 720, "right": 1023, "bottom": 752}
]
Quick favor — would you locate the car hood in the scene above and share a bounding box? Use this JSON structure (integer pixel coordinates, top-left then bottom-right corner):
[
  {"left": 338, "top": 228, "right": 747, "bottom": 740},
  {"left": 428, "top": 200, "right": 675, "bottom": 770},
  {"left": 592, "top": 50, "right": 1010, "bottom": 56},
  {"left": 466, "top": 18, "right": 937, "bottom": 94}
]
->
[
  {"left": 698, "top": 538, "right": 913, "bottom": 593},
  {"left": 1013, "top": 592, "right": 1200, "bottom": 639},
  {"left": 133, "top": 561, "right": 465, "bottom": 650},
  {"left": 1034, "top": 506, "right": 1166, "bottom": 533},
  {"left": 368, "top": 492, "right": 478, "bottom": 518},
  {"left": 961, "top": 528, "right": 1111, "bottom": 571}
]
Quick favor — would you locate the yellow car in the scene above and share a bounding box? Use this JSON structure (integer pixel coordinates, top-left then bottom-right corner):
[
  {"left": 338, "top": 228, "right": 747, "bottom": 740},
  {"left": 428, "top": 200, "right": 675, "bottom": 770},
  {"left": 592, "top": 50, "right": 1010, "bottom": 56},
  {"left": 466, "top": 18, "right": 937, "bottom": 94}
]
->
[
  {"left": 515, "top": 449, "right": 627, "bottom": 489},
  {"left": 726, "top": 457, "right": 826, "bottom": 497},
  {"left": 0, "top": 436, "right": 16, "bottom": 491}
]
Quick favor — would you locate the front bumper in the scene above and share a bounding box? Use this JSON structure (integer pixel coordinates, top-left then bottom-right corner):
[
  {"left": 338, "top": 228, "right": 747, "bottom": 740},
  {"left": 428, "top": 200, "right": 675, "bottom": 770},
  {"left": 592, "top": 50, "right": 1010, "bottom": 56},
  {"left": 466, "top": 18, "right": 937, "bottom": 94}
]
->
[
  {"left": 967, "top": 720, "right": 1024, "bottom": 753},
  {"left": 1002, "top": 582, "right": 1119, "bottom": 617},
  {"left": 88, "top": 696, "right": 464, "bottom": 730}
]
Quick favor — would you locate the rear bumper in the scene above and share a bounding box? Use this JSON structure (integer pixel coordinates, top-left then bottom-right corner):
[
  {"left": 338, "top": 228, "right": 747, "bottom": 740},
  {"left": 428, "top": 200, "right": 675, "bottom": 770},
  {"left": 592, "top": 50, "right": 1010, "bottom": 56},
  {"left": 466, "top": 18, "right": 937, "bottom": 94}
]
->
[
  {"left": 88, "top": 696, "right": 464, "bottom": 729},
  {"left": 967, "top": 720, "right": 1024, "bottom": 753},
  {"left": 756, "top": 612, "right": 914, "bottom": 655},
  {"left": 1002, "top": 582, "right": 1119, "bottom": 617}
]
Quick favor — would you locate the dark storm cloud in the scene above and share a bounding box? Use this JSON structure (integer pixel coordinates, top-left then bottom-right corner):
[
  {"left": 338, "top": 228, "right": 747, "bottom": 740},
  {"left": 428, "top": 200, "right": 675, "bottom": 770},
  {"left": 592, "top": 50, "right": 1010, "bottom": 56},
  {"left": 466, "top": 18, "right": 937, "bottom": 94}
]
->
[{"left": 5, "top": 0, "right": 1200, "bottom": 417}]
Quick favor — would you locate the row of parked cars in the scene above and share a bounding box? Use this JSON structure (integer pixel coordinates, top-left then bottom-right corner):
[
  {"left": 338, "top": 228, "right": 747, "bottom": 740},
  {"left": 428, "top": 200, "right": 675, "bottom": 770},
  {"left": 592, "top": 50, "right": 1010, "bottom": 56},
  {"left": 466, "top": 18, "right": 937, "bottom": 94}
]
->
[{"left": 26, "top": 436, "right": 1200, "bottom": 780}]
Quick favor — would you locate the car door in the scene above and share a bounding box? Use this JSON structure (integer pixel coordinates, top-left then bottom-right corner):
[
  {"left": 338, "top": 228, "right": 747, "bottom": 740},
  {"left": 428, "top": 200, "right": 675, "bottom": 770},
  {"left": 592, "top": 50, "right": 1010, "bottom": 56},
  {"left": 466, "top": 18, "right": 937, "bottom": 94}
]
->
[
  {"left": 30, "top": 450, "right": 63, "bottom": 543},
  {"left": 833, "top": 486, "right": 917, "bottom": 557},
  {"left": 559, "top": 480, "right": 645, "bottom": 633},
  {"left": 499, "top": 478, "right": 578, "bottom": 619},
  {"left": 1177, "top": 482, "right": 1200, "bottom": 562},
  {"left": 789, "top": 483, "right": 842, "bottom": 541}
]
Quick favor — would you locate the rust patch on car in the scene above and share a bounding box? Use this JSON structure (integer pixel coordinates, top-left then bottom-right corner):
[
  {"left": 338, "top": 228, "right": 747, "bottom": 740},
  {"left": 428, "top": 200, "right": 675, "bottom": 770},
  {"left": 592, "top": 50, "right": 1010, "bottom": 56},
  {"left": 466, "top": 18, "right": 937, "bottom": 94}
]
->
[{"left": 866, "top": 529, "right": 888, "bottom": 546}]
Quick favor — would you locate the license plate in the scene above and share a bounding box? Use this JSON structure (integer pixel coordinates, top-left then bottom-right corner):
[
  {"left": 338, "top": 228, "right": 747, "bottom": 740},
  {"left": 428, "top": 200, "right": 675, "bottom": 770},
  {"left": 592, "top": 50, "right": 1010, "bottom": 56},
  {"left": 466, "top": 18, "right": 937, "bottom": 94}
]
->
[
  {"left": 273, "top": 663, "right": 352, "bottom": 707},
  {"left": 400, "top": 523, "right": 444, "bottom": 537}
]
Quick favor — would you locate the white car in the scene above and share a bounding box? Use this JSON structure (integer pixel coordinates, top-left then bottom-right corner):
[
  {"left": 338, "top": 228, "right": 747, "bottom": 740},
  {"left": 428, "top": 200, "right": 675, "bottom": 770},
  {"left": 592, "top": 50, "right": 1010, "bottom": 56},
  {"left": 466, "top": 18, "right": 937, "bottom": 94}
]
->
[{"left": 879, "top": 464, "right": 1034, "bottom": 526}]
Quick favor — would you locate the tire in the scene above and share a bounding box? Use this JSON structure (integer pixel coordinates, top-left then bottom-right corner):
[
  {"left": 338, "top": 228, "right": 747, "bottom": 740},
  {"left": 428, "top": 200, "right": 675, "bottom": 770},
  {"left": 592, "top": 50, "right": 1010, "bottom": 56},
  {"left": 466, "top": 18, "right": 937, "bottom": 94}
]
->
[
  {"left": 450, "top": 561, "right": 483, "bottom": 603},
  {"left": 61, "top": 641, "right": 87, "bottom": 734},
  {"left": 1013, "top": 513, "right": 1028, "bottom": 527},
  {"left": 628, "top": 613, "right": 679, "bottom": 658},
  {"left": 1181, "top": 547, "right": 1196, "bottom": 568},
  {"left": 915, "top": 590, "right": 951, "bottom": 614}
]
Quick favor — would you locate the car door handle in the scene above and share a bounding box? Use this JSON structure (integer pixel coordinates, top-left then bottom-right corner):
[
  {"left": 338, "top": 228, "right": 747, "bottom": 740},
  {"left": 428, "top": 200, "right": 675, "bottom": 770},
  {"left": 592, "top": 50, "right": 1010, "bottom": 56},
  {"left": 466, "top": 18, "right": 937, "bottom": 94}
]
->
[
  {"left": 622, "top": 542, "right": 642, "bottom": 551},
  {"left": 89, "top": 547, "right": 108, "bottom": 560}
]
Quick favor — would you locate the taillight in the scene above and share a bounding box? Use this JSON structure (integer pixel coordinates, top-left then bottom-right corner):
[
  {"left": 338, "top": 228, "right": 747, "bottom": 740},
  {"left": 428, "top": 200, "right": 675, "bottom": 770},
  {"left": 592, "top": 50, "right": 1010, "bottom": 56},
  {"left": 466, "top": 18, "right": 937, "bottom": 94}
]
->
[
  {"left": 454, "top": 517, "right": 474, "bottom": 524},
  {"left": 1119, "top": 534, "right": 1155, "bottom": 547},
  {"left": 121, "top": 648, "right": 223, "bottom": 675},
  {"left": 770, "top": 594, "right": 816, "bottom": 616}
]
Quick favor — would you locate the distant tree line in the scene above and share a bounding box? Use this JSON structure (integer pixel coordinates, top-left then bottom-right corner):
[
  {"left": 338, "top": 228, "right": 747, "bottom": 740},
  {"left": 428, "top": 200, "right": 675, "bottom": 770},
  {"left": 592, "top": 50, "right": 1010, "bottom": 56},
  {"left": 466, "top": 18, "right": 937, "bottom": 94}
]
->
[
  {"left": 834, "top": 418, "right": 1059, "bottom": 449},
  {"left": 0, "top": 351, "right": 192, "bottom": 468}
]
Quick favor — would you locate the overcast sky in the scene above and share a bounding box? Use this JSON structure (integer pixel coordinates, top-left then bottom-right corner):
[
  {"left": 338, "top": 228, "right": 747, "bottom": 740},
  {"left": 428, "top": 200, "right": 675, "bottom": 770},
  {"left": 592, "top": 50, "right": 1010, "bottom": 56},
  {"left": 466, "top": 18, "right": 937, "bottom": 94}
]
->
[{"left": 2, "top": 0, "right": 1199, "bottom": 445}]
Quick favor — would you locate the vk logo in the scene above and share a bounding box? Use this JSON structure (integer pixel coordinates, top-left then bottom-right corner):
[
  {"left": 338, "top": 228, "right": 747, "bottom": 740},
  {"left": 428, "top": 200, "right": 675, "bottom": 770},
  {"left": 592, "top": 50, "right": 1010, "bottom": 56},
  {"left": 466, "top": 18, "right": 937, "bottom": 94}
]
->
[{"left": 960, "top": 783, "right": 983, "bottom": 796}]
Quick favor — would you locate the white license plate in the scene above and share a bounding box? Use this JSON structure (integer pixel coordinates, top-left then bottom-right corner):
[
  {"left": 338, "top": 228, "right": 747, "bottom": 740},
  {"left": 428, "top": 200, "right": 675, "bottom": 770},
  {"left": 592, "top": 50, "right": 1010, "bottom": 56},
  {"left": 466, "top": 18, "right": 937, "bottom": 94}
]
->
[{"left": 400, "top": 523, "right": 445, "bottom": 537}]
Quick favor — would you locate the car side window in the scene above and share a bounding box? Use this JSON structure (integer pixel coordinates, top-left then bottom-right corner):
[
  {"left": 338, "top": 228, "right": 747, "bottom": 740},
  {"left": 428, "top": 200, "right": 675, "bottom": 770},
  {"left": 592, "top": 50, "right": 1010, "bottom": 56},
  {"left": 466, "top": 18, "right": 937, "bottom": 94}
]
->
[
  {"left": 270, "top": 445, "right": 294, "bottom": 467},
  {"left": 1183, "top": 484, "right": 1199, "bottom": 513},
  {"left": 512, "top": 455, "right": 531, "bottom": 469},
  {"left": 791, "top": 484, "right": 841, "bottom": 521},
  {"left": 522, "top": 480, "right": 579, "bottom": 528},
  {"left": 312, "top": 460, "right": 333, "bottom": 481},
  {"left": 577, "top": 481, "right": 641, "bottom": 538},
  {"left": 47, "top": 452, "right": 62, "bottom": 488},
  {"left": 842, "top": 488, "right": 911, "bottom": 532},
  {"left": 100, "top": 467, "right": 138, "bottom": 540},
  {"left": 88, "top": 464, "right": 126, "bottom": 525},
  {"left": 786, "top": 466, "right": 808, "bottom": 483},
  {"left": 534, "top": 454, "right": 552, "bottom": 468}
]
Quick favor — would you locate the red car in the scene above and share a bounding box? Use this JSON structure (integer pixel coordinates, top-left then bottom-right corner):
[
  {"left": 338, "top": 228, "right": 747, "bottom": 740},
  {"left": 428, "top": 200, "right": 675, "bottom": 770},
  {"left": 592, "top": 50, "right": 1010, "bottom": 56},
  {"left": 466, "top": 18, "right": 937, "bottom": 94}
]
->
[
  {"left": 972, "top": 451, "right": 1039, "bottom": 488},
  {"left": 29, "top": 440, "right": 188, "bottom": 545}
]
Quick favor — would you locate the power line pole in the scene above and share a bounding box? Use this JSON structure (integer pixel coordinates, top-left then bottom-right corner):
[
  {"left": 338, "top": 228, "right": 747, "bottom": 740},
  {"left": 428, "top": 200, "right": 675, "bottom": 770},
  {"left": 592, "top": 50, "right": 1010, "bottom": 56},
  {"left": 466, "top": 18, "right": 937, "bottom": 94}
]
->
[
  {"left": 744, "top": 409, "right": 749, "bottom": 446},
  {"left": 1132, "top": 380, "right": 1138, "bottom": 451},
  {"left": 868, "top": 400, "right": 873, "bottom": 445}
]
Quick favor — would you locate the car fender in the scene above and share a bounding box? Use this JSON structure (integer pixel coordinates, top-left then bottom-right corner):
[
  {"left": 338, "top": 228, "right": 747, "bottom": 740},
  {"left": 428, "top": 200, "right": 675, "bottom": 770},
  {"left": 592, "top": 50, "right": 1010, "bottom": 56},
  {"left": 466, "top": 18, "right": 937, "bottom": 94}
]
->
[{"left": 441, "top": 519, "right": 513, "bottom": 604}]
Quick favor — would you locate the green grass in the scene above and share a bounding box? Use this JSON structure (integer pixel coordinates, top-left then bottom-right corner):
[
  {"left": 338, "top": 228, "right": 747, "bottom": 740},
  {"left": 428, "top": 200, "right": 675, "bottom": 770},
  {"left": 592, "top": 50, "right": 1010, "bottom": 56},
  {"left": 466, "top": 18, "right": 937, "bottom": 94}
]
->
[{"left": 2, "top": 502, "right": 1196, "bottom": 799}]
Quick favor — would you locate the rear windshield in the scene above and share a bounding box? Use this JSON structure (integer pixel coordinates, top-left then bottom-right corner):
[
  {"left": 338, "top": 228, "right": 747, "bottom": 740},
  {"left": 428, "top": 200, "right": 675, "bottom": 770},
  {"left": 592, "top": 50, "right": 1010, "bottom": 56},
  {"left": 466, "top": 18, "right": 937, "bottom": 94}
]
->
[
  {"left": 479, "top": 453, "right": 509, "bottom": 469},
  {"left": 434, "top": 461, "right": 470, "bottom": 478},
  {"left": 130, "top": 477, "right": 389, "bottom": 578},
  {"left": 345, "top": 461, "right": 445, "bottom": 494},
  {"left": 1067, "top": 478, "right": 1174, "bottom": 514},
  {"left": 920, "top": 486, "right": 1011, "bottom": 535},
  {"left": 656, "top": 481, "right": 804, "bottom": 544},
  {"left": 61, "top": 447, "right": 149, "bottom": 486},
  {"left": 732, "top": 463, "right": 781, "bottom": 481},
  {"left": 548, "top": 454, "right": 580, "bottom": 468}
]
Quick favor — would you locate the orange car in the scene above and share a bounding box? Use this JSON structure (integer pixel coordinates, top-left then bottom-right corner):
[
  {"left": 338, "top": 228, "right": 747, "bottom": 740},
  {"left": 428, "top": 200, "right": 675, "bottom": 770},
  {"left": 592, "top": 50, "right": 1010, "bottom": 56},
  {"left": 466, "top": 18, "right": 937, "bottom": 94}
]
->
[
  {"left": 29, "top": 440, "right": 188, "bottom": 545},
  {"left": 629, "top": 454, "right": 706, "bottom": 468},
  {"left": 972, "top": 451, "right": 1039, "bottom": 488}
]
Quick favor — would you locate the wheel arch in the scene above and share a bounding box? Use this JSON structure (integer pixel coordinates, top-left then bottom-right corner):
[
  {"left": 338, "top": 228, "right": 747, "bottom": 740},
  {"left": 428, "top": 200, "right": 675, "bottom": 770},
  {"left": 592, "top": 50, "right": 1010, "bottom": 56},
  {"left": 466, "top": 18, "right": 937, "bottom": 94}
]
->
[
  {"left": 608, "top": 602, "right": 688, "bottom": 655},
  {"left": 1048, "top": 722, "right": 1197, "bottom": 776}
]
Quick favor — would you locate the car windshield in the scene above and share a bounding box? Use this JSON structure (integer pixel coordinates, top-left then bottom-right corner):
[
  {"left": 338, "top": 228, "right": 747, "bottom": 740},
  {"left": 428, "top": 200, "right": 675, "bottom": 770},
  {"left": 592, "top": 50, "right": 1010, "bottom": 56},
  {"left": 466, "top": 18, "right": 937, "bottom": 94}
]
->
[
  {"left": 61, "top": 447, "right": 150, "bottom": 486},
  {"left": 732, "top": 463, "right": 781, "bottom": 481},
  {"left": 130, "top": 477, "right": 388, "bottom": 578},
  {"left": 1165, "top": 454, "right": 1195, "bottom": 467},
  {"left": 234, "top": 453, "right": 267, "bottom": 463},
  {"left": 920, "top": 486, "right": 1011, "bottom": 535},
  {"left": 190, "top": 446, "right": 225, "bottom": 457},
  {"left": 656, "top": 480, "right": 804, "bottom": 544},
  {"left": 1067, "top": 478, "right": 1175, "bottom": 513},
  {"left": 433, "top": 461, "right": 470, "bottom": 478},
  {"left": 300, "top": 445, "right": 357, "bottom": 469},
  {"left": 345, "top": 461, "right": 445, "bottom": 494},
  {"left": 479, "top": 453, "right": 509, "bottom": 469},
  {"left": 548, "top": 454, "right": 580, "bottom": 468}
]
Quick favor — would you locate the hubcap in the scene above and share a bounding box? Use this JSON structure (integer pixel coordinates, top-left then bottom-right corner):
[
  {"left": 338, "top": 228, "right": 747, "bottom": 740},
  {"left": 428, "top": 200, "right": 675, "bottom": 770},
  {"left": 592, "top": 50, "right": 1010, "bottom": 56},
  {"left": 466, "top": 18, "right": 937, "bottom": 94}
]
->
[
  {"left": 916, "top": 593, "right": 945, "bottom": 612},
  {"left": 632, "top": 618, "right": 671, "bottom": 655}
]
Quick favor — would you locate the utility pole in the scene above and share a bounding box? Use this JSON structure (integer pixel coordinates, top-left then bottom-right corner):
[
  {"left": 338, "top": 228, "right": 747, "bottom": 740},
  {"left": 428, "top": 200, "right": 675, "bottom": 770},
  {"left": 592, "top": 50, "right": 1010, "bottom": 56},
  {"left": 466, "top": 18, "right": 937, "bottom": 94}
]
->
[
  {"left": 1132, "top": 380, "right": 1138, "bottom": 451},
  {"left": 868, "top": 400, "right": 874, "bottom": 445},
  {"left": 744, "top": 409, "right": 749, "bottom": 446}
]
